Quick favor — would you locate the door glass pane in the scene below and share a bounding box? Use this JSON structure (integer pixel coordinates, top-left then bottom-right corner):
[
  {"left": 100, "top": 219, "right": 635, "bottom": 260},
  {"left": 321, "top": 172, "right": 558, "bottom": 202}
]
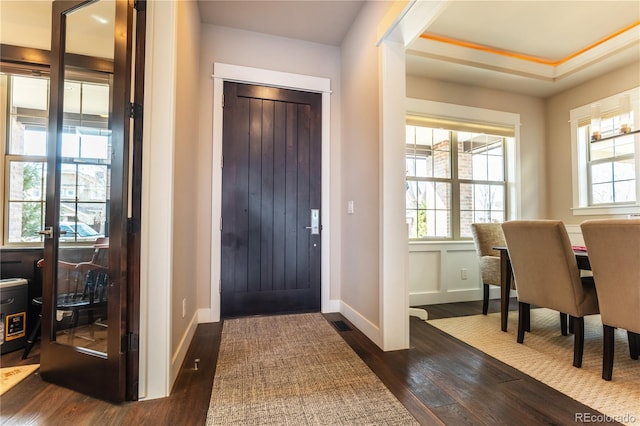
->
[{"left": 54, "top": 0, "right": 114, "bottom": 355}]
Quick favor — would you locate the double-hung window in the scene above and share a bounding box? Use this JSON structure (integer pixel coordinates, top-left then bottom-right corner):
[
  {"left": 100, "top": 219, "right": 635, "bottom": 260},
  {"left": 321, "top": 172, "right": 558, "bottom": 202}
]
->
[
  {"left": 570, "top": 88, "right": 640, "bottom": 215},
  {"left": 406, "top": 123, "right": 509, "bottom": 240},
  {"left": 405, "top": 99, "right": 519, "bottom": 240}
]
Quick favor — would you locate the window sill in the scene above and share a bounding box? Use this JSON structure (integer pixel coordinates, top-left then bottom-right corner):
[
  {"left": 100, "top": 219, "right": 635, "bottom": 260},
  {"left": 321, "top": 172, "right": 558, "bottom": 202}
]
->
[
  {"left": 572, "top": 204, "right": 640, "bottom": 216},
  {"left": 409, "top": 240, "right": 474, "bottom": 246}
]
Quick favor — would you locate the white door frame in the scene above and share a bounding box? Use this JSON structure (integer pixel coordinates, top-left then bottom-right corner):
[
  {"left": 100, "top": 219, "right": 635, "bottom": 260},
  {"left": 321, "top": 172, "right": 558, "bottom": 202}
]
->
[{"left": 207, "top": 63, "right": 336, "bottom": 321}]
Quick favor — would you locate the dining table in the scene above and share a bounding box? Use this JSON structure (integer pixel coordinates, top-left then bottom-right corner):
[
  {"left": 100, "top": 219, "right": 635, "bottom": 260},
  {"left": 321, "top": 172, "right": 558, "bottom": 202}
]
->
[{"left": 494, "top": 246, "right": 591, "bottom": 332}]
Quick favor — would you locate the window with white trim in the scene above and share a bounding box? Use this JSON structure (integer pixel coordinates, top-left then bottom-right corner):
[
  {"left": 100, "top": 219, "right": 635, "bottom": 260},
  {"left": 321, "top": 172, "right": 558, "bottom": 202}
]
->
[
  {"left": 405, "top": 101, "right": 518, "bottom": 240},
  {"left": 570, "top": 88, "right": 640, "bottom": 216}
]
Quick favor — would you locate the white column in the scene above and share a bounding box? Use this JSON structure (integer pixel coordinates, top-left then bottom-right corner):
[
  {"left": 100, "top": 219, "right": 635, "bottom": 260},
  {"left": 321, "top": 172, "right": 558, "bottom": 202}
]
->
[{"left": 379, "top": 39, "right": 410, "bottom": 351}]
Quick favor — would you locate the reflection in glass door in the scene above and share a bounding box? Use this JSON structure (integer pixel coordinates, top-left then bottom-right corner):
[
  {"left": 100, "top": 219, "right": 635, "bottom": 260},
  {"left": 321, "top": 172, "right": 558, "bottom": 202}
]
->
[{"left": 56, "top": 74, "right": 111, "bottom": 354}]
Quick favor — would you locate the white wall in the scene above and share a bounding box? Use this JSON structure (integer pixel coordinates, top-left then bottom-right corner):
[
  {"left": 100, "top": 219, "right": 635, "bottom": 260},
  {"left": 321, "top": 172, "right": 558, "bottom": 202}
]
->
[
  {"left": 140, "top": 0, "right": 176, "bottom": 399},
  {"left": 339, "top": 2, "right": 389, "bottom": 336},
  {"left": 169, "top": 0, "right": 201, "bottom": 389}
]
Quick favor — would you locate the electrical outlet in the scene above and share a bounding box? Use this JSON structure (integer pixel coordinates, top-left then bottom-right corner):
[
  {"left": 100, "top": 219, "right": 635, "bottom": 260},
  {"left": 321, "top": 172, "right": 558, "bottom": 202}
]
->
[
  {"left": 461, "top": 268, "right": 468, "bottom": 280},
  {"left": 347, "top": 200, "right": 354, "bottom": 214},
  {"left": 182, "top": 298, "right": 186, "bottom": 318}
]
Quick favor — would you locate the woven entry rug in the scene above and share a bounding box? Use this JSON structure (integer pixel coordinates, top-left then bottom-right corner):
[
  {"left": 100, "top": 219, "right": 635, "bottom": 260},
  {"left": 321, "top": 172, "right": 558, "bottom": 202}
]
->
[
  {"left": 206, "top": 313, "right": 419, "bottom": 425},
  {"left": 428, "top": 309, "right": 639, "bottom": 425},
  {"left": 0, "top": 364, "right": 39, "bottom": 396}
]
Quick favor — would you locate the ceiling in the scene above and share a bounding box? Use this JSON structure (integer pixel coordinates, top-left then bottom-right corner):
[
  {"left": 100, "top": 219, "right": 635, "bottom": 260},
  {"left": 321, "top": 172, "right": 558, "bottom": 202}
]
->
[
  {"left": 198, "top": 0, "right": 367, "bottom": 47},
  {"left": 197, "top": 0, "right": 640, "bottom": 98}
]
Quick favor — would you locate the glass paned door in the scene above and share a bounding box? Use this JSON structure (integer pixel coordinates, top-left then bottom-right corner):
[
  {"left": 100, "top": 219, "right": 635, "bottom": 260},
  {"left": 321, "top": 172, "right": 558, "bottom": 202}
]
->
[{"left": 40, "top": 0, "right": 133, "bottom": 403}]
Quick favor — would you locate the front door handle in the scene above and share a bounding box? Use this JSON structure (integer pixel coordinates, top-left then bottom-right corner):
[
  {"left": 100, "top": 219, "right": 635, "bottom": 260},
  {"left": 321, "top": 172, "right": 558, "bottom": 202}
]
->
[{"left": 306, "top": 209, "right": 320, "bottom": 235}]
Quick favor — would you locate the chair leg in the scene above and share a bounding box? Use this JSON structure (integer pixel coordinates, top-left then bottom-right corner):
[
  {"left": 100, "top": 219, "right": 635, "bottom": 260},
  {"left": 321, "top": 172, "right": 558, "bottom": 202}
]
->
[
  {"left": 21, "top": 314, "right": 42, "bottom": 360},
  {"left": 560, "top": 313, "right": 568, "bottom": 336},
  {"left": 517, "top": 302, "right": 529, "bottom": 344},
  {"left": 603, "top": 325, "right": 615, "bottom": 380},
  {"left": 67, "top": 309, "right": 81, "bottom": 344},
  {"left": 482, "top": 284, "right": 489, "bottom": 315},
  {"left": 628, "top": 331, "right": 639, "bottom": 360},
  {"left": 573, "top": 317, "right": 585, "bottom": 368},
  {"left": 568, "top": 315, "right": 575, "bottom": 334}
]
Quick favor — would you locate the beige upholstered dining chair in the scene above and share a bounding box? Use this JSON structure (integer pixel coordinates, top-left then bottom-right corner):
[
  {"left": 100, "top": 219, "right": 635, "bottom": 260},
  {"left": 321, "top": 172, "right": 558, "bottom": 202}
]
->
[
  {"left": 502, "top": 220, "right": 600, "bottom": 368},
  {"left": 581, "top": 219, "right": 640, "bottom": 380},
  {"left": 471, "top": 223, "right": 515, "bottom": 315}
]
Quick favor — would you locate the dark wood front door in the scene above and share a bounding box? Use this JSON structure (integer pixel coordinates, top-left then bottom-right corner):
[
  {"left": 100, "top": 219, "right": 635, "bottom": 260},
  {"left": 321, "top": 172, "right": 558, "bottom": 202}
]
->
[{"left": 221, "top": 82, "right": 322, "bottom": 318}]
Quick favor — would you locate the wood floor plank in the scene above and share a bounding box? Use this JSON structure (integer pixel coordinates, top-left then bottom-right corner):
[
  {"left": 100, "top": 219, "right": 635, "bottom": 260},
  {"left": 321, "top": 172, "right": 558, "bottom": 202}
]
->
[{"left": 1, "top": 300, "right": 618, "bottom": 425}]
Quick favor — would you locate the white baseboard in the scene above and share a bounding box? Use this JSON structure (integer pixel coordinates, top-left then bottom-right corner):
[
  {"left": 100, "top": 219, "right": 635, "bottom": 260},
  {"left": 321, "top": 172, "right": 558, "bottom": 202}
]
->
[
  {"left": 170, "top": 310, "right": 199, "bottom": 390},
  {"left": 197, "top": 307, "right": 216, "bottom": 323},
  {"left": 410, "top": 287, "right": 513, "bottom": 306},
  {"left": 322, "top": 298, "right": 340, "bottom": 313},
  {"left": 339, "top": 300, "right": 382, "bottom": 347}
]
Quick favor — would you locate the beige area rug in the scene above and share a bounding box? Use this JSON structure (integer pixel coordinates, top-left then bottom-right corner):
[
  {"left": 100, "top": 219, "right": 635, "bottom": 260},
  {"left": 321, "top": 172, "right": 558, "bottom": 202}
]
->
[
  {"left": 428, "top": 309, "right": 640, "bottom": 425},
  {"left": 0, "top": 364, "right": 39, "bottom": 396},
  {"left": 207, "top": 313, "right": 419, "bottom": 425}
]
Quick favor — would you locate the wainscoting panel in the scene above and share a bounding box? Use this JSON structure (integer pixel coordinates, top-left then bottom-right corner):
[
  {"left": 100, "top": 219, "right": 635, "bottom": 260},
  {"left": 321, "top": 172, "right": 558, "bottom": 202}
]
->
[
  {"left": 443, "top": 247, "right": 481, "bottom": 292},
  {"left": 409, "top": 224, "right": 586, "bottom": 306},
  {"left": 408, "top": 249, "right": 441, "bottom": 294},
  {"left": 409, "top": 242, "right": 491, "bottom": 306}
]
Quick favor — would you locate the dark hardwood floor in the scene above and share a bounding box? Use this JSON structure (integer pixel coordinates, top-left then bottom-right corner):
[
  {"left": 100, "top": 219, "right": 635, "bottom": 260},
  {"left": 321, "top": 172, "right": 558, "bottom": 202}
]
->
[{"left": 1, "top": 299, "right": 616, "bottom": 425}]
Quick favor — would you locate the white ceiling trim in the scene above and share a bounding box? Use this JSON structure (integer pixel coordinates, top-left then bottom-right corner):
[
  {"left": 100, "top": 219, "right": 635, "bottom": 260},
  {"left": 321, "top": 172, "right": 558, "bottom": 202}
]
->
[
  {"left": 407, "top": 38, "right": 552, "bottom": 80},
  {"left": 408, "top": 23, "right": 640, "bottom": 83},
  {"left": 554, "top": 25, "right": 640, "bottom": 78}
]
